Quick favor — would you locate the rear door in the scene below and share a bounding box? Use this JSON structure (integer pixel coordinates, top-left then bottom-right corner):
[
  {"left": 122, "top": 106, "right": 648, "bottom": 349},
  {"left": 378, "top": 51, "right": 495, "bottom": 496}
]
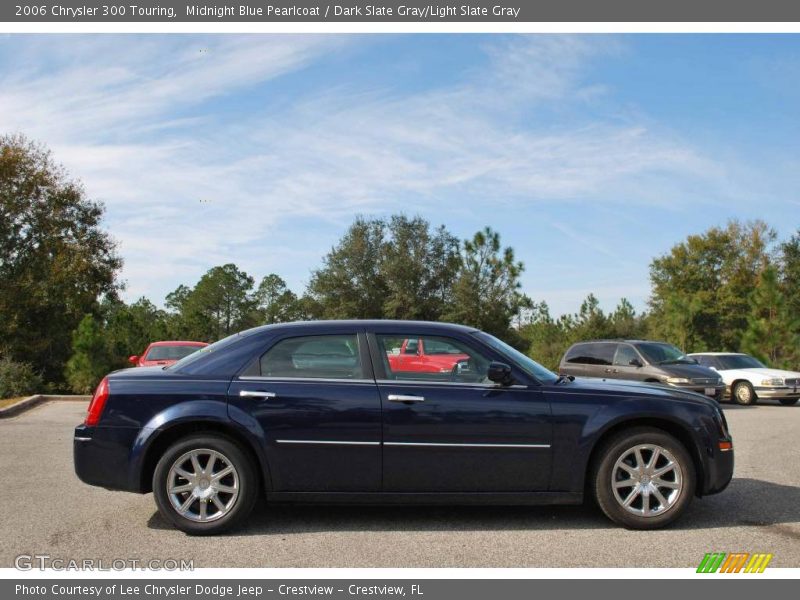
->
[
  {"left": 560, "top": 344, "right": 588, "bottom": 377},
  {"left": 228, "top": 329, "right": 382, "bottom": 492},
  {"left": 371, "top": 330, "right": 552, "bottom": 492}
]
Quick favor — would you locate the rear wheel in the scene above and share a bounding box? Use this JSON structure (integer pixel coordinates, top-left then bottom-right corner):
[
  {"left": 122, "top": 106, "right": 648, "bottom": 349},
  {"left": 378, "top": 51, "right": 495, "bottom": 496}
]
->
[
  {"left": 732, "top": 381, "right": 757, "bottom": 406},
  {"left": 779, "top": 398, "right": 798, "bottom": 406},
  {"left": 153, "top": 434, "right": 258, "bottom": 535},
  {"left": 592, "top": 427, "right": 696, "bottom": 529}
]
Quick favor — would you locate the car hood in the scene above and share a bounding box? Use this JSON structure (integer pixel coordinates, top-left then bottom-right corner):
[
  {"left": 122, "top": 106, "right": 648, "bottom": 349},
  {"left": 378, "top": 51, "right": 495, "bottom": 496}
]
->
[
  {"left": 566, "top": 376, "right": 717, "bottom": 408},
  {"left": 719, "top": 367, "right": 800, "bottom": 379},
  {"left": 647, "top": 362, "right": 720, "bottom": 379}
]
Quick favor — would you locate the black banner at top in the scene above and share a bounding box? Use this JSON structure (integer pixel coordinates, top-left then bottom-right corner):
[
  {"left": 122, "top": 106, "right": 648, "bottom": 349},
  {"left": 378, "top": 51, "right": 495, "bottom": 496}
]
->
[{"left": 5, "top": 0, "right": 800, "bottom": 22}]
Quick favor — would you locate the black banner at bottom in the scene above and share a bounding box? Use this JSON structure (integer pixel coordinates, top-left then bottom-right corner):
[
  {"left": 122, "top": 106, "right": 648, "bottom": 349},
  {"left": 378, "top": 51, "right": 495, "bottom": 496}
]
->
[{"left": 3, "top": 579, "right": 795, "bottom": 600}]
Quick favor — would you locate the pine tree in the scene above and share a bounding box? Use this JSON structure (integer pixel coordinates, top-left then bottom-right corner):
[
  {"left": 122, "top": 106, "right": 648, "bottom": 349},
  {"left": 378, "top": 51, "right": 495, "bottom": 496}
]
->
[{"left": 741, "top": 266, "right": 798, "bottom": 368}]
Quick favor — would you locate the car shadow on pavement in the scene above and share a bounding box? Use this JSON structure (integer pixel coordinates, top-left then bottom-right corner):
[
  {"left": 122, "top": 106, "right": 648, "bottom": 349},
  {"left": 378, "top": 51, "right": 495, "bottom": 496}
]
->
[{"left": 146, "top": 477, "right": 800, "bottom": 535}]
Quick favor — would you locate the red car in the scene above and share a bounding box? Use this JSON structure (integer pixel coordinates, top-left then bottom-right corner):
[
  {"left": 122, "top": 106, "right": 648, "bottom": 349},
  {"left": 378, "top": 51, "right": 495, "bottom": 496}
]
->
[
  {"left": 128, "top": 341, "right": 208, "bottom": 368},
  {"left": 386, "top": 337, "right": 470, "bottom": 374}
]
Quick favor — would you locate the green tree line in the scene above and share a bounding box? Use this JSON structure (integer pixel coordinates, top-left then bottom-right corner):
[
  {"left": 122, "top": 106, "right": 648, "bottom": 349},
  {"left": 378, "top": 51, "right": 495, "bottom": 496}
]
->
[{"left": 2, "top": 135, "right": 799, "bottom": 394}]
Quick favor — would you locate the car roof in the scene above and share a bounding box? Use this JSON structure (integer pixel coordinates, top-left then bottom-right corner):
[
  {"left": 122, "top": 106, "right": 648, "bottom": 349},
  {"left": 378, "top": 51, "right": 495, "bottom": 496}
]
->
[
  {"left": 570, "top": 339, "right": 664, "bottom": 345},
  {"left": 240, "top": 320, "right": 480, "bottom": 336},
  {"left": 147, "top": 340, "right": 208, "bottom": 346},
  {"left": 687, "top": 352, "right": 746, "bottom": 356}
]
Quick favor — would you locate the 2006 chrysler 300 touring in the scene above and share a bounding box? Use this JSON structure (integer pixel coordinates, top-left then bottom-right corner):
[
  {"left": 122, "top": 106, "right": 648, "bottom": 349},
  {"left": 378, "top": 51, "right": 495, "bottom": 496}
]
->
[{"left": 74, "top": 320, "right": 733, "bottom": 534}]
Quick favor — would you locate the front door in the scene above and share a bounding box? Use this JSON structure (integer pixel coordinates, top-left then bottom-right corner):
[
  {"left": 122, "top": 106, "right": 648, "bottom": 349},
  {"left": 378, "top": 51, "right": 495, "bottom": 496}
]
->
[
  {"left": 228, "top": 331, "right": 381, "bottom": 492},
  {"left": 610, "top": 343, "right": 645, "bottom": 381},
  {"left": 371, "top": 332, "right": 552, "bottom": 492}
]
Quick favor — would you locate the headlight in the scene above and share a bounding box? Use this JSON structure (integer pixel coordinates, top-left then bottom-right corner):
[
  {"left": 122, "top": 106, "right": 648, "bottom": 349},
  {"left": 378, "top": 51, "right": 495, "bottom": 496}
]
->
[
  {"left": 761, "top": 378, "right": 784, "bottom": 386},
  {"left": 666, "top": 377, "right": 690, "bottom": 384},
  {"left": 716, "top": 378, "right": 723, "bottom": 385}
]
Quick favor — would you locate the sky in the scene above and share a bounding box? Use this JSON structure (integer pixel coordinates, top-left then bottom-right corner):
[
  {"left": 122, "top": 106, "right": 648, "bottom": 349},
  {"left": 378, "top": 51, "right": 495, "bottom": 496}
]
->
[{"left": 1, "top": 34, "right": 799, "bottom": 317}]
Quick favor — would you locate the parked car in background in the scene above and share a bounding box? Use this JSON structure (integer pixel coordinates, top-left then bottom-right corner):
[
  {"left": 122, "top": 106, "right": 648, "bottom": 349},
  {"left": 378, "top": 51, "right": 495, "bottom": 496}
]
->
[
  {"left": 129, "top": 341, "right": 208, "bottom": 367},
  {"left": 688, "top": 352, "right": 800, "bottom": 406},
  {"left": 385, "top": 336, "right": 470, "bottom": 377},
  {"left": 559, "top": 340, "right": 725, "bottom": 401},
  {"left": 75, "top": 320, "right": 733, "bottom": 534}
]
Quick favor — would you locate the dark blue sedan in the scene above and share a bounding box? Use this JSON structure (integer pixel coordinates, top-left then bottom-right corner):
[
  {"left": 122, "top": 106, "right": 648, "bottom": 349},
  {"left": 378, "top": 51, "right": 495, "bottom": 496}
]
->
[{"left": 74, "top": 320, "right": 733, "bottom": 534}]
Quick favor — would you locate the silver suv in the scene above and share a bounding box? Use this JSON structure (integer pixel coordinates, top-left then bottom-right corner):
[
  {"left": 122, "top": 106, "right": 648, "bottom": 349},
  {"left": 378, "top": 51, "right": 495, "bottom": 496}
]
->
[{"left": 559, "top": 340, "right": 725, "bottom": 401}]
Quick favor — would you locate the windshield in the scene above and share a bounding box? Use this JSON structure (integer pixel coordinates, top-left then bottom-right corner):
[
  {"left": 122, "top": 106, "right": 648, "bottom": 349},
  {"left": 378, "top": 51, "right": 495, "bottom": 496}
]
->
[
  {"left": 717, "top": 354, "right": 766, "bottom": 370},
  {"left": 167, "top": 333, "right": 240, "bottom": 371},
  {"left": 474, "top": 332, "right": 558, "bottom": 384},
  {"left": 145, "top": 344, "right": 204, "bottom": 361},
  {"left": 636, "top": 342, "right": 695, "bottom": 365}
]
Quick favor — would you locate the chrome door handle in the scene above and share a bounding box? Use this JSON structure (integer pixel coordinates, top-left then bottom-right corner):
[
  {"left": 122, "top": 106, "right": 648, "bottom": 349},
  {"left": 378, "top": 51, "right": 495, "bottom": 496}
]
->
[
  {"left": 387, "top": 394, "right": 425, "bottom": 403},
  {"left": 239, "top": 390, "right": 277, "bottom": 399}
]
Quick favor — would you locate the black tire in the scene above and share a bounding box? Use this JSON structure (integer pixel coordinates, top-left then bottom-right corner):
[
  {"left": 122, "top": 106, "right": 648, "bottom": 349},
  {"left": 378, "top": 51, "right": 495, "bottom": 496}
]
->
[
  {"left": 732, "top": 381, "right": 757, "bottom": 406},
  {"left": 592, "top": 427, "right": 696, "bottom": 530},
  {"left": 779, "top": 398, "right": 799, "bottom": 406},
  {"left": 153, "top": 433, "right": 258, "bottom": 535}
]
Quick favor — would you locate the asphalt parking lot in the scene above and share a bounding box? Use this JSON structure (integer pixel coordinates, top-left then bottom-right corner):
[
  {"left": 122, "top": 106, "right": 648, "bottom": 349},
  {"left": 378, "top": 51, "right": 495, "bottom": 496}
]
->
[{"left": 1, "top": 401, "right": 798, "bottom": 568}]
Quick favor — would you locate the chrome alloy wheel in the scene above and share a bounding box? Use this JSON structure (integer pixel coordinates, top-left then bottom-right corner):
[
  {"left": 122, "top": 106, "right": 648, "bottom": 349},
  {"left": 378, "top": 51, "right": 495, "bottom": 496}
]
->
[
  {"left": 611, "top": 444, "right": 683, "bottom": 518},
  {"left": 166, "top": 449, "right": 239, "bottom": 523}
]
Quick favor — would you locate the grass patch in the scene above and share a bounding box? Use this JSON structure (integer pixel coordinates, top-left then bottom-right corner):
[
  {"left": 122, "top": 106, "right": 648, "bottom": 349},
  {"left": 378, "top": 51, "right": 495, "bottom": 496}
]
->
[{"left": 0, "top": 396, "right": 30, "bottom": 409}]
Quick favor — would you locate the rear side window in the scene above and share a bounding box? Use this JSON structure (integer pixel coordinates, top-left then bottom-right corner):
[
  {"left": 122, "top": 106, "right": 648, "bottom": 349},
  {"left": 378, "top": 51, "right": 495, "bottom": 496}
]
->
[
  {"left": 259, "top": 334, "right": 363, "bottom": 379},
  {"left": 565, "top": 343, "right": 615, "bottom": 366}
]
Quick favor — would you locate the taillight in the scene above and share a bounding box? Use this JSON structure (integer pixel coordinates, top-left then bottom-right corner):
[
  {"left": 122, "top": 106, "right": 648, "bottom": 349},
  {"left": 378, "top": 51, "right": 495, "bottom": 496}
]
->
[{"left": 85, "top": 377, "right": 109, "bottom": 426}]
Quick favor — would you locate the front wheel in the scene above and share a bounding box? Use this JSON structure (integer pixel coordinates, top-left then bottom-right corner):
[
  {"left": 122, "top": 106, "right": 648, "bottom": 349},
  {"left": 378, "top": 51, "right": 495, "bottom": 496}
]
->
[
  {"left": 592, "top": 427, "right": 696, "bottom": 529},
  {"left": 732, "top": 381, "right": 757, "bottom": 406},
  {"left": 779, "top": 398, "right": 799, "bottom": 406},
  {"left": 153, "top": 434, "right": 258, "bottom": 535}
]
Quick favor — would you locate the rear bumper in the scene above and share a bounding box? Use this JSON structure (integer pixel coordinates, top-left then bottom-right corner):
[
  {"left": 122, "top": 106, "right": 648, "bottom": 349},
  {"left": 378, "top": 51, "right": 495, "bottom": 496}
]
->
[
  {"left": 73, "top": 424, "right": 141, "bottom": 492},
  {"left": 702, "top": 443, "right": 734, "bottom": 495}
]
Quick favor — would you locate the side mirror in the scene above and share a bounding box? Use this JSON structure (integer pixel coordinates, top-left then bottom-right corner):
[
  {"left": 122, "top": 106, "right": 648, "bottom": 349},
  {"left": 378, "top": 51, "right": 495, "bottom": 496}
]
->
[
  {"left": 487, "top": 361, "right": 513, "bottom": 385},
  {"left": 629, "top": 358, "right": 643, "bottom": 367},
  {"left": 128, "top": 355, "right": 139, "bottom": 364}
]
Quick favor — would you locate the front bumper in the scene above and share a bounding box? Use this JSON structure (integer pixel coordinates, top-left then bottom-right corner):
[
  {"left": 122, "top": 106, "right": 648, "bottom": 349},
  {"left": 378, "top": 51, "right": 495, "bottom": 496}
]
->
[
  {"left": 752, "top": 386, "right": 800, "bottom": 399},
  {"left": 668, "top": 382, "right": 725, "bottom": 401},
  {"left": 702, "top": 442, "right": 734, "bottom": 495}
]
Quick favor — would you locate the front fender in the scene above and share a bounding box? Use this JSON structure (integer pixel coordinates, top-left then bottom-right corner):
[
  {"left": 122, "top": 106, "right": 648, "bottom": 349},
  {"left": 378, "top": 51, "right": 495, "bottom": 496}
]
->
[{"left": 550, "top": 394, "right": 712, "bottom": 493}]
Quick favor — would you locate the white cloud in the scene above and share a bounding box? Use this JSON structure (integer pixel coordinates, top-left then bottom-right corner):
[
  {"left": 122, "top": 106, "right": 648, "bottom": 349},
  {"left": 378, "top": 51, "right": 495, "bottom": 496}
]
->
[{"left": 0, "top": 34, "right": 724, "bottom": 306}]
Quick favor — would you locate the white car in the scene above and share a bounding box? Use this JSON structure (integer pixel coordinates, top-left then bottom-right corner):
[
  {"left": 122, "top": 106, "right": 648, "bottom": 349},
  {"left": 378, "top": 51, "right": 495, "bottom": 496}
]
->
[{"left": 688, "top": 352, "right": 800, "bottom": 406}]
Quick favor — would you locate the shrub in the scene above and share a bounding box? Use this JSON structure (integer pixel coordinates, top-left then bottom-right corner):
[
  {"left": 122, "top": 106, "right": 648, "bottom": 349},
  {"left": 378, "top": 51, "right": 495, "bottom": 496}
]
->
[{"left": 0, "top": 356, "right": 43, "bottom": 398}]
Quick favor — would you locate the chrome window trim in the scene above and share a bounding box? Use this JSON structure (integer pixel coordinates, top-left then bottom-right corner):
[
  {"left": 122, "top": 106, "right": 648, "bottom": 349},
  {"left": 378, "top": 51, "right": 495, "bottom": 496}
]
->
[
  {"left": 375, "top": 379, "right": 528, "bottom": 390},
  {"left": 238, "top": 376, "right": 374, "bottom": 384}
]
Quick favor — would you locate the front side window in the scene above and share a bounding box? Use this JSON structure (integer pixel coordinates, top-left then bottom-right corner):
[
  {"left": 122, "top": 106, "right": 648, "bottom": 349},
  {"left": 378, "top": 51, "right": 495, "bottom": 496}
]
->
[
  {"left": 475, "top": 332, "right": 558, "bottom": 384},
  {"left": 636, "top": 342, "right": 693, "bottom": 365},
  {"left": 259, "top": 334, "right": 363, "bottom": 379},
  {"left": 377, "top": 334, "right": 489, "bottom": 383},
  {"left": 613, "top": 344, "right": 640, "bottom": 367}
]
